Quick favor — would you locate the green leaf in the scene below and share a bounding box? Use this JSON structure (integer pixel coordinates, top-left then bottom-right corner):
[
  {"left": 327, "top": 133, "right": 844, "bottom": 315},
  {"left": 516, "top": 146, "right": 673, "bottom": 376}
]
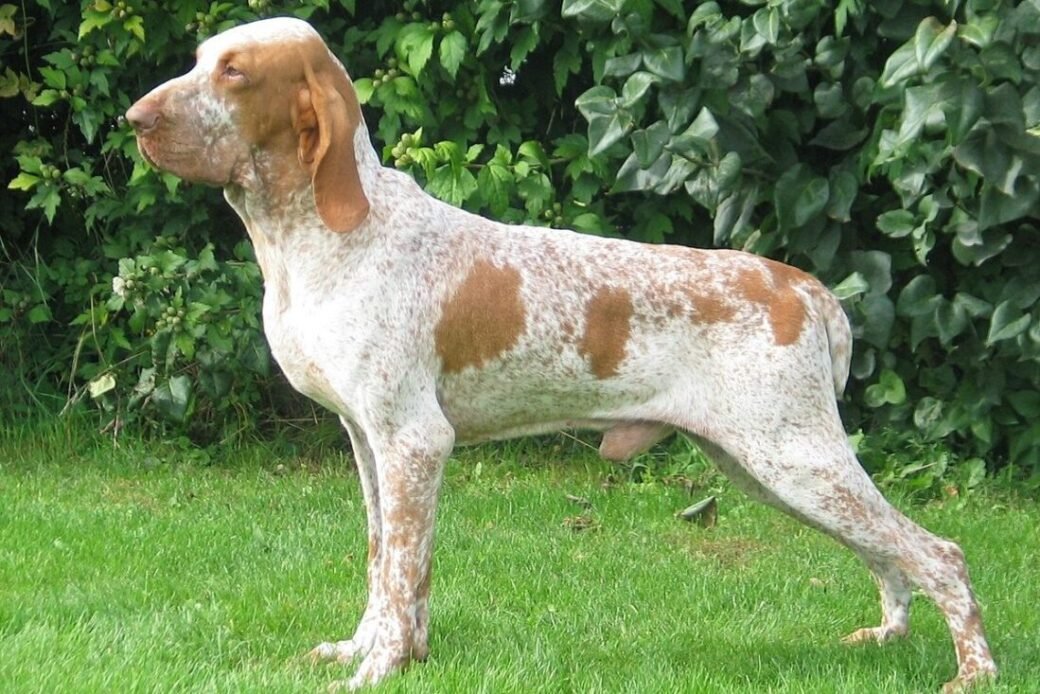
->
[
  {"left": 688, "top": 2, "right": 721, "bottom": 32},
  {"left": 604, "top": 53, "right": 642, "bottom": 78},
  {"left": 32, "top": 89, "right": 60, "bottom": 107},
  {"left": 670, "top": 107, "right": 718, "bottom": 152},
  {"left": 631, "top": 121, "right": 669, "bottom": 167},
  {"left": 832, "top": 272, "right": 870, "bottom": 300},
  {"left": 576, "top": 86, "right": 633, "bottom": 156},
  {"left": 439, "top": 31, "right": 467, "bottom": 79},
  {"left": 896, "top": 274, "right": 938, "bottom": 317},
  {"left": 752, "top": 7, "right": 780, "bottom": 45},
  {"left": 27, "top": 186, "right": 61, "bottom": 223},
  {"left": 849, "top": 250, "right": 892, "bottom": 295},
  {"left": 827, "top": 169, "right": 857, "bottom": 222},
  {"left": 88, "top": 372, "right": 116, "bottom": 399},
  {"left": 986, "top": 300, "right": 1031, "bottom": 345},
  {"left": 978, "top": 183, "right": 1038, "bottom": 232},
  {"left": 774, "top": 165, "right": 828, "bottom": 230},
  {"left": 353, "top": 78, "right": 375, "bottom": 104},
  {"left": 935, "top": 299, "right": 968, "bottom": 346},
  {"left": 124, "top": 15, "right": 145, "bottom": 42},
  {"left": 858, "top": 294, "right": 895, "bottom": 349},
  {"left": 642, "top": 44, "right": 684, "bottom": 82},
  {"left": 876, "top": 209, "right": 914, "bottom": 238},
  {"left": 78, "top": 12, "right": 111, "bottom": 40},
  {"left": 914, "top": 17, "right": 957, "bottom": 72},
  {"left": 152, "top": 375, "right": 193, "bottom": 424},
  {"left": 614, "top": 150, "right": 670, "bottom": 193},
  {"left": 399, "top": 25, "right": 436, "bottom": 76},
  {"left": 865, "top": 369, "right": 906, "bottom": 407},
  {"left": 510, "top": 26, "right": 539, "bottom": 69},
  {"left": 8, "top": 172, "right": 40, "bottom": 191},
  {"left": 553, "top": 34, "right": 583, "bottom": 94},
  {"left": 620, "top": 71, "right": 657, "bottom": 107},
  {"left": 810, "top": 119, "right": 867, "bottom": 150},
  {"left": 794, "top": 176, "right": 829, "bottom": 227},
  {"left": 561, "top": 0, "right": 627, "bottom": 22},
  {"left": 879, "top": 38, "right": 918, "bottom": 89},
  {"left": 27, "top": 304, "right": 52, "bottom": 323}
]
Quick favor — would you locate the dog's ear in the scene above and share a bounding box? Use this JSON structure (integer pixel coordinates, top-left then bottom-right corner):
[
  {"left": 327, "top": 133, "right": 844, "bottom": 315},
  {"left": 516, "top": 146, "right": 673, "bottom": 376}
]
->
[{"left": 295, "top": 59, "right": 369, "bottom": 233}]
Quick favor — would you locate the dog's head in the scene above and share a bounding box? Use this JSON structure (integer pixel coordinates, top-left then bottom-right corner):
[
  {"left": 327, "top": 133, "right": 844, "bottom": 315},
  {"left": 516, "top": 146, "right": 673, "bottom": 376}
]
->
[{"left": 126, "top": 17, "right": 369, "bottom": 232}]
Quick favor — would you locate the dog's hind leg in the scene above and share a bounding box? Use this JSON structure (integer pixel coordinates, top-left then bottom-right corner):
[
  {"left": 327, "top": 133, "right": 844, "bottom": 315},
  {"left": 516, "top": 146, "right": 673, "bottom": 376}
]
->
[{"left": 686, "top": 424, "right": 995, "bottom": 691}]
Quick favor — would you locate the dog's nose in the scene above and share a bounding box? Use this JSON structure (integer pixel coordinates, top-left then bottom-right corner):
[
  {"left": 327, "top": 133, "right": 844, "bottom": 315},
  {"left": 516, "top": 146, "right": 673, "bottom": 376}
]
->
[{"left": 125, "top": 100, "right": 160, "bottom": 132}]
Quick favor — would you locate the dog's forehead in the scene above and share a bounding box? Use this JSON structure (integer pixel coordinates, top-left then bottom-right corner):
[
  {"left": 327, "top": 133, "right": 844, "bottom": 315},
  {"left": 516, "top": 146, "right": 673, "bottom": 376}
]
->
[{"left": 196, "top": 17, "right": 319, "bottom": 66}]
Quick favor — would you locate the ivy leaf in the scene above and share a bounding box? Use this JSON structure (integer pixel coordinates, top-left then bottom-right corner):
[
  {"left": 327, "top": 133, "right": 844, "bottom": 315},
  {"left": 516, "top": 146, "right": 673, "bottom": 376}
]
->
[
  {"left": 831, "top": 272, "right": 870, "bottom": 300},
  {"left": 865, "top": 369, "right": 906, "bottom": 407},
  {"left": 849, "top": 250, "right": 892, "bottom": 295},
  {"left": 752, "top": 7, "right": 780, "bottom": 45},
  {"left": 604, "top": 53, "right": 642, "bottom": 78},
  {"left": 914, "top": 17, "right": 956, "bottom": 72},
  {"left": 642, "top": 44, "right": 685, "bottom": 82},
  {"left": 879, "top": 38, "right": 918, "bottom": 89},
  {"left": 631, "top": 120, "right": 669, "bottom": 167},
  {"left": 876, "top": 209, "right": 915, "bottom": 238},
  {"left": 669, "top": 106, "right": 718, "bottom": 152},
  {"left": 986, "top": 300, "right": 1031, "bottom": 345},
  {"left": 439, "top": 31, "right": 467, "bottom": 79},
  {"left": 152, "top": 375, "right": 193, "bottom": 424},
  {"left": 576, "top": 86, "right": 632, "bottom": 156},
  {"left": 896, "top": 274, "right": 940, "bottom": 317},
  {"left": 620, "top": 71, "right": 657, "bottom": 108},
  {"left": 774, "top": 165, "right": 828, "bottom": 230},
  {"left": 561, "top": 0, "right": 627, "bottom": 23},
  {"left": 827, "top": 169, "right": 858, "bottom": 222},
  {"left": 858, "top": 294, "right": 895, "bottom": 349}
]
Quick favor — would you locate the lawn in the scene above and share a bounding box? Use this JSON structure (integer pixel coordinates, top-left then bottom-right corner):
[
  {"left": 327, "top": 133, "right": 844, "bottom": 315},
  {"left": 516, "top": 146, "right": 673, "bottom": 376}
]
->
[{"left": 0, "top": 422, "right": 1037, "bottom": 693}]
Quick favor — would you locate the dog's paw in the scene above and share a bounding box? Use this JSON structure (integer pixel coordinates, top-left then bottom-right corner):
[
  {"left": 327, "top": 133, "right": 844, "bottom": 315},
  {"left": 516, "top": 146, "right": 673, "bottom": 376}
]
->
[
  {"left": 942, "top": 663, "right": 998, "bottom": 693},
  {"left": 841, "top": 624, "right": 907, "bottom": 645},
  {"left": 343, "top": 648, "right": 408, "bottom": 690},
  {"left": 308, "top": 638, "right": 370, "bottom": 665}
]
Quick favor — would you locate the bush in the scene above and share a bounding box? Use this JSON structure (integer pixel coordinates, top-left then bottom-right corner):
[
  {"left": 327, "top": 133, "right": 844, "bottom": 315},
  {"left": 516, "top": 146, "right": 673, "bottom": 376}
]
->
[{"left": 2, "top": 1, "right": 1039, "bottom": 474}]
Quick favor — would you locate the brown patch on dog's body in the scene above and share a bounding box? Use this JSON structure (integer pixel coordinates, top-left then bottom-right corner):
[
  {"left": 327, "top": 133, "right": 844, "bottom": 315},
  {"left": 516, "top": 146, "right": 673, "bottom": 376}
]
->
[
  {"left": 579, "top": 286, "right": 634, "bottom": 379},
  {"left": 687, "top": 291, "right": 738, "bottom": 325},
  {"left": 736, "top": 259, "right": 810, "bottom": 346},
  {"left": 435, "top": 260, "right": 526, "bottom": 373}
]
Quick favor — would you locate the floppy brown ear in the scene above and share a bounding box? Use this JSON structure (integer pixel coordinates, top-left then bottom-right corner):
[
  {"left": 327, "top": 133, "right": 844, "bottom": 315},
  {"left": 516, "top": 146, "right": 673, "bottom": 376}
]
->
[{"left": 296, "top": 59, "right": 369, "bottom": 233}]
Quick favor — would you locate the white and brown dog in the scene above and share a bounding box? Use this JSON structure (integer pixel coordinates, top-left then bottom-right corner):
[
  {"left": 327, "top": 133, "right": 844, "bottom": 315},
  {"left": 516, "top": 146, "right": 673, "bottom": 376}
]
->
[{"left": 126, "top": 17, "right": 996, "bottom": 691}]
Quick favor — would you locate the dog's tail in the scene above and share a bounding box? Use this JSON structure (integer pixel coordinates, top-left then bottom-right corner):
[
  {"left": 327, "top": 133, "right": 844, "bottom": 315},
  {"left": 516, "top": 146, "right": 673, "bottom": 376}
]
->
[{"left": 812, "top": 285, "right": 852, "bottom": 398}]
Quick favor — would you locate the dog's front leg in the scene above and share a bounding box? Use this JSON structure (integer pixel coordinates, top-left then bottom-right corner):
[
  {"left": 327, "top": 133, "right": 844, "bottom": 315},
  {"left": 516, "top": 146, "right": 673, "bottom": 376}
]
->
[
  {"left": 337, "top": 407, "right": 453, "bottom": 691},
  {"left": 310, "top": 417, "right": 383, "bottom": 666}
]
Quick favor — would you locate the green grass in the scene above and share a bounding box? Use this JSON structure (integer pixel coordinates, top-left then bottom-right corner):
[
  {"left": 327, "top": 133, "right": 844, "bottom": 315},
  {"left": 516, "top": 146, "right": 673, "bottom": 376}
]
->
[{"left": 0, "top": 424, "right": 1037, "bottom": 693}]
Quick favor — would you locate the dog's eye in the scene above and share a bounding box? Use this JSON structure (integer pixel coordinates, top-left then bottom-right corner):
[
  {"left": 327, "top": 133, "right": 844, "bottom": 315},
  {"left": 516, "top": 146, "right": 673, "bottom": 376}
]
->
[{"left": 222, "top": 63, "right": 245, "bottom": 81}]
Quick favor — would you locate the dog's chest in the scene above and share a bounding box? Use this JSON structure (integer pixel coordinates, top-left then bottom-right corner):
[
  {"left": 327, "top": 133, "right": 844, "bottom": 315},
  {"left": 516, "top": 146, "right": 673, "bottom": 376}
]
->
[{"left": 260, "top": 281, "right": 349, "bottom": 413}]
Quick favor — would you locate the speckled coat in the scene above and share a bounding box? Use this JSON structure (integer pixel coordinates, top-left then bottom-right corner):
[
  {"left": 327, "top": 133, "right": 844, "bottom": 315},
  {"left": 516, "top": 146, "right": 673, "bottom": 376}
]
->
[{"left": 126, "top": 18, "right": 996, "bottom": 692}]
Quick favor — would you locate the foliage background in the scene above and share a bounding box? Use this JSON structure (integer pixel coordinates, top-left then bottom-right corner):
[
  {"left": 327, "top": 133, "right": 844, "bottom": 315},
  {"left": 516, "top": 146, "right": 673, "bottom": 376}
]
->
[{"left": 2, "top": 0, "right": 1039, "bottom": 481}]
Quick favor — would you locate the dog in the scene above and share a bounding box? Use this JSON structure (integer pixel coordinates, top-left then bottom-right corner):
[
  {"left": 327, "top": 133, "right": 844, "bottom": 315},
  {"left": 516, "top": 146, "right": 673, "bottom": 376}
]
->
[{"left": 126, "top": 17, "right": 996, "bottom": 691}]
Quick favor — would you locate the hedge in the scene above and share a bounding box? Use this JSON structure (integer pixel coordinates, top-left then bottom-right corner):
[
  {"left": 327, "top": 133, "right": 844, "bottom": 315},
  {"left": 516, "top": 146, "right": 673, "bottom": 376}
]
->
[{"left": 2, "top": 0, "right": 1039, "bottom": 478}]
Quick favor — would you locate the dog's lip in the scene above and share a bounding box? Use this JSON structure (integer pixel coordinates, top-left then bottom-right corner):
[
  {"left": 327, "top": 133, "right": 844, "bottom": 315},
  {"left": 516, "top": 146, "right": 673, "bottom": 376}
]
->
[{"left": 135, "top": 138, "right": 160, "bottom": 169}]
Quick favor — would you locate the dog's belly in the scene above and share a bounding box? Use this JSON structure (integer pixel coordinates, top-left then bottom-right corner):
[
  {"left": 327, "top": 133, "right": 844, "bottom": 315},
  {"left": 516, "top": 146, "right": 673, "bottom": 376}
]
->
[{"left": 435, "top": 358, "right": 674, "bottom": 445}]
